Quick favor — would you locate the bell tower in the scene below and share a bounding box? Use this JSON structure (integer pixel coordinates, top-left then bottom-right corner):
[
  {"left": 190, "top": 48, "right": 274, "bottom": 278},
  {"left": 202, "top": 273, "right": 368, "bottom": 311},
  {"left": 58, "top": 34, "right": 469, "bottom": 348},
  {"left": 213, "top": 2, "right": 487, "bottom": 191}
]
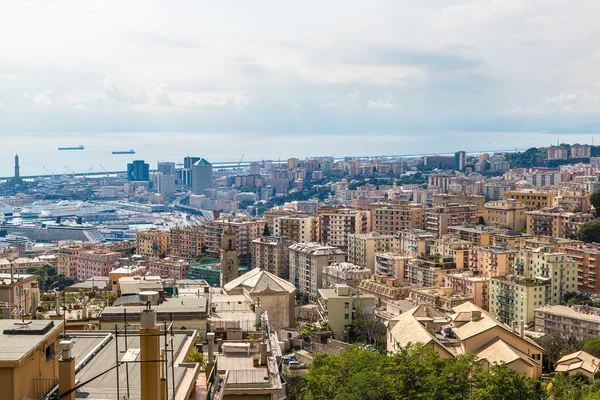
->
[{"left": 220, "top": 223, "right": 238, "bottom": 287}]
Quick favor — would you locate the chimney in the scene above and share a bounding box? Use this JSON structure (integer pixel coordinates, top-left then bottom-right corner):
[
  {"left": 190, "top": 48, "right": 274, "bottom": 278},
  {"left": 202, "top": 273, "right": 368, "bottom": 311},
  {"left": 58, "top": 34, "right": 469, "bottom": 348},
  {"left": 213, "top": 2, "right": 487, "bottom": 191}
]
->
[
  {"left": 10, "top": 262, "right": 14, "bottom": 285},
  {"left": 140, "top": 291, "right": 160, "bottom": 400},
  {"left": 519, "top": 321, "right": 524, "bottom": 338},
  {"left": 58, "top": 340, "right": 76, "bottom": 400},
  {"left": 260, "top": 342, "right": 268, "bottom": 366},
  {"left": 206, "top": 332, "right": 215, "bottom": 380},
  {"left": 511, "top": 323, "right": 517, "bottom": 334}
]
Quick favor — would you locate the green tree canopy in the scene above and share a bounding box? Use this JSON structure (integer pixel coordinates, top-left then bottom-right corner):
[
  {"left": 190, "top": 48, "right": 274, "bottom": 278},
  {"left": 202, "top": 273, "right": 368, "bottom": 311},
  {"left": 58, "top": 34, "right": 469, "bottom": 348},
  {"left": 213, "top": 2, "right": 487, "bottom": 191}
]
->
[
  {"left": 470, "top": 364, "right": 544, "bottom": 400},
  {"left": 590, "top": 188, "right": 600, "bottom": 217},
  {"left": 582, "top": 336, "right": 600, "bottom": 358},
  {"left": 576, "top": 219, "right": 600, "bottom": 243}
]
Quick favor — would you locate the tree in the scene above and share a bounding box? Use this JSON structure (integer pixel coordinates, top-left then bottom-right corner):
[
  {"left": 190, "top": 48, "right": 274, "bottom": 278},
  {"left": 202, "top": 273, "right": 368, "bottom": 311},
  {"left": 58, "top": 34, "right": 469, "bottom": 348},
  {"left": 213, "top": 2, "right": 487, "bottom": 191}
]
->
[
  {"left": 582, "top": 336, "right": 600, "bottom": 358},
  {"left": 470, "top": 364, "right": 544, "bottom": 400},
  {"left": 477, "top": 216, "right": 485, "bottom": 225},
  {"left": 590, "top": 188, "right": 600, "bottom": 217},
  {"left": 348, "top": 309, "right": 387, "bottom": 351},
  {"left": 262, "top": 223, "right": 271, "bottom": 237},
  {"left": 547, "top": 373, "right": 592, "bottom": 400},
  {"left": 534, "top": 332, "right": 583, "bottom": 372},
  {"left": 292, "top": 344, "right": 478, "bottom": 400},
  {"left": 187, "top": 347, "right": 207, "bottom": 369},
  {"left": 576, "top": 219, "right": 600, "bottom": 243}
]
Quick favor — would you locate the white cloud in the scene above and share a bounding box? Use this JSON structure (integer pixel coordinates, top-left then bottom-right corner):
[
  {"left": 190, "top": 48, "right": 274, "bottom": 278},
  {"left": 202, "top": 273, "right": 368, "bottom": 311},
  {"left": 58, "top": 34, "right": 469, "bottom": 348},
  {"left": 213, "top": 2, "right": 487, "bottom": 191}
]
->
[
  {"left": 33, "top": 90, "right": 57, "bottom": 106},
  {"left": 367, "top": 99, "right": 395, "bottom": 110},
  {"left": 348, "top": 90, "right": 360, "bottom": 101},
  {"left": 169, "top": 91, "right": 249, "bottom": 108},
  {"left": 147, "top": 84, "right": 173, "bottom": 106},
  {"left": 546, "top": 92, "right": 578, "bottom": 103}
]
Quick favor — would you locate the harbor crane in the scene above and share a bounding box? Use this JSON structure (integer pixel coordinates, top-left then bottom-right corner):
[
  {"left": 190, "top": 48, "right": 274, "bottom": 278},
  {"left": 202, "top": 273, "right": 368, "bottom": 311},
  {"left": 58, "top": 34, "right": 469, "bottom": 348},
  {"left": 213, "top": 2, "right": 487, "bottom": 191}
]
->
[
  {"left": 43, "top": 166, "right": 54, "bottom": 179},
  {"left": 64, "top": 165, "right": 75, "bottom": 178},
  {"left": 238, "top": 154, "right": 244, "bottom": 170}
]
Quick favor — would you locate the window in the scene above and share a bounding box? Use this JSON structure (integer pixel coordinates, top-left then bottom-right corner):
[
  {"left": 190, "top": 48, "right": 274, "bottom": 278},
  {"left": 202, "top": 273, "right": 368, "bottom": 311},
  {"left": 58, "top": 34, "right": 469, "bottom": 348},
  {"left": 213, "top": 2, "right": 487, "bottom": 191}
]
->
[
  {"left": 344, "top": 302, "right": 349, "bottom": 308},
  {"left": 344, "top": 313, "right": 349, "bottom": 320},
  {"left": 46, "top": 344, "right": 56, "bottom": 363}
]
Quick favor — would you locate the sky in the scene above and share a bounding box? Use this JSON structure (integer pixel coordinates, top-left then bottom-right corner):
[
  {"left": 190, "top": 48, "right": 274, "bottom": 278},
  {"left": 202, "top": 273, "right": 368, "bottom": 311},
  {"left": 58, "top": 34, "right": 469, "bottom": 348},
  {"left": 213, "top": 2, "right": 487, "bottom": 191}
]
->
[{"left": 1, "top": 0, "right": 600, "bottom": 137}]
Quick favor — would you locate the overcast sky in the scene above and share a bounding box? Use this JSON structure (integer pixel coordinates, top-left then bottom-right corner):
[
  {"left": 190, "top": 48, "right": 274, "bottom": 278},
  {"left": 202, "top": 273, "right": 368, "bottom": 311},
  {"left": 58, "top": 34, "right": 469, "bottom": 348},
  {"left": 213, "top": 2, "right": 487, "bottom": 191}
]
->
[{"left": 1, "top": 0, "right": 599, "bottom": 135}]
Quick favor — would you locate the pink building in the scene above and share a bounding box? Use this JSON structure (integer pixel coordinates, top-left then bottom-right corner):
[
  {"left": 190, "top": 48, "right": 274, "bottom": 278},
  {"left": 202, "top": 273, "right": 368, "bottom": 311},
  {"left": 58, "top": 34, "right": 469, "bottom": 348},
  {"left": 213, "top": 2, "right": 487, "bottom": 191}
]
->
[
  {"left": 148, "top": 257, "right": 189, "bottom": 279},
  {"left": 76, "top": 250, "right": 121, "bottom": 280},
  {"left": 468, "top": 246, "right": 517, "bottom": 278}
]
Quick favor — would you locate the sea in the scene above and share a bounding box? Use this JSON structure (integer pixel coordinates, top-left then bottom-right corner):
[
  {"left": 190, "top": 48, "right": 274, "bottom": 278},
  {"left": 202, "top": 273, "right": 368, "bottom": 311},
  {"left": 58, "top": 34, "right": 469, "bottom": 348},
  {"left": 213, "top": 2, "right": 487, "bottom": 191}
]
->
[{"left": 0, "top": 131, "right": 596, "bottom": 177}]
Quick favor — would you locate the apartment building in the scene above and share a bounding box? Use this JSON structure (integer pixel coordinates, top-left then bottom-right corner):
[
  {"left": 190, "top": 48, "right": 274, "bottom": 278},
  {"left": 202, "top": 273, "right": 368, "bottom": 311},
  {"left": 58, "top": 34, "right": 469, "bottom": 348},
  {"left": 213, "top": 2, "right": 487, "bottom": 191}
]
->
[
  {"left": 503, "top": 190, "right": 553, "bottom": 212},
  {"left": 0, "top": 273, "right": 38, "bottom": 319},
  {"left": 433, "top": 194, "right": 486, "bottom": 209},
  {"left": 525, "top": 208, "right": 594, "bottom": 239},
  {"left": 358, "top": 275, "right": 412, "bottom": 307},
  {"left": 448, "top": 272, "right": 489, "bottom": 310},
  {"left": 490, "top": 231, "right": 533, "bottom": 249},
  {"left": 565, "top": 244, "right": 600, "bottom": 293},
  {"left": 425, "top": 204, "right": 480, "bottom": 236},
  {"left": 58, "top": 243, "right": 95, "bottom": 278},
  {"left": 76, "top": 250, "right": 121, "bottom": 280},
  {"left": 318, "top": 284, "right": 376, "bottom": 339},
  {"left": 489, "top": 275, "right": 551, "bottom": 326},
  {"left": 431, "top": 235, "right": 472, "bottom": 269},
  {"left": 404, "top": 258, "right": 462, "bottom": 288},
  {"left": 136, "top": 229, "right": 171, "bottom": 258},
  {"left": 410, "top": 287, "right": 474, "bottom": 312},
  {"left": 395, "top": 229, "right": 435, "bottom": 257},
  {"left": 273, "top": 214, "right": 317, "bottom": 243},
  {"left": 148, "top": 257, "right": 189, "bottom": 279},
  {"left": 169, "top": 226, "right": 207, "bottom": 258},
  {"left": 374, "top": 253, "right": 410, "bottom": 278},
  {"left": 447, "top": 224, "right": 499, "bottom": 245},
  {"left": 346, "top": 233, "right": 394, "bottom": 272},
  {"left": 427, "top": 173, "right": 453, "bottom": 193},
  {"left": 369, "top": 203, "right": 425, "bottom": 235},
  {"left": 322, "top": 262, "right": 371, "bottom": 288},
  {"left": 288, "top": 242, "right": 346, "bottom": 302},
  {"left": 555, "top": 190, "right": 591, "bottom": 212},
  {"left": 534, "top": 304, "right": 600, "bottom": 339},
  {"left": 468, "top": 246, "right": 518, "bottom": 277},
  {"left": 317, "top": 208, "right": 369, "bottom": 250},
  {"left": 516, "top": 248, "right": 578, "bottom": 305},
  {"left": 484, "top": 199, "right": 526, "bottom": 230},
  {"left": 205, "top": 218, "right": 266, "bottom": 265},
  {"left": 250, "top": 236, "right": 293, "bottom": 279},
  {"left": 524, "top": 170, "right": 562, "bottom": 187}
]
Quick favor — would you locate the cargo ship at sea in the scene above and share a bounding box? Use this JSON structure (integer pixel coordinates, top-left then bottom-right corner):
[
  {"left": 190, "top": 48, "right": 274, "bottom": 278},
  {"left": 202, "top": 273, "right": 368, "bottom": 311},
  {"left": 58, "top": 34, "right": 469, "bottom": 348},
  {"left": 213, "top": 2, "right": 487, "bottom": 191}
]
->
[
  {"left": 58, "top": 145, "right": 85, "bottom": 151},
  {"left": 112, "top": 149, "right": 135, "bottom": 154}
]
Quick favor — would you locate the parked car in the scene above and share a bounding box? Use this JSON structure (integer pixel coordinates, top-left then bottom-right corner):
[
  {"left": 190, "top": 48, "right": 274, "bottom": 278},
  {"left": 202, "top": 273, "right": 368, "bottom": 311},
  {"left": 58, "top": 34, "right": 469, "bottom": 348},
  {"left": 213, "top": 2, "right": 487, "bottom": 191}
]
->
[
  {"left": 282, "top": 356, "right": 296, "bottom": 365},
  {"left": 288, "top": 361, "right": 305, "bottom": 369}
]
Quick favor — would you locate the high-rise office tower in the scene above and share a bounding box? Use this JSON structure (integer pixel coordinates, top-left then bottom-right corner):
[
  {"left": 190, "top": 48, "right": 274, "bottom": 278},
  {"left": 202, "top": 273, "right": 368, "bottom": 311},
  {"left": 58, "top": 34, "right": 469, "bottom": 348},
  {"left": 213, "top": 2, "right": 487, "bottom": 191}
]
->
[
  {"left": 127, "top": 160, "right": 150, "bottom": 181},
  {"left": 157, "top": 161, "right": 176, "bottom": 176},
  {"left": 184, "top": 156, "right": 201, "bottom": 169},
  {"left": 191, "top": 158, "right": 212, "bottom": 194},
  {"left": 181, "top": 156, "right": 201, "bottom": 187},
  {"left": 454, "top": 151, "right": 466, "bottom": 171}
]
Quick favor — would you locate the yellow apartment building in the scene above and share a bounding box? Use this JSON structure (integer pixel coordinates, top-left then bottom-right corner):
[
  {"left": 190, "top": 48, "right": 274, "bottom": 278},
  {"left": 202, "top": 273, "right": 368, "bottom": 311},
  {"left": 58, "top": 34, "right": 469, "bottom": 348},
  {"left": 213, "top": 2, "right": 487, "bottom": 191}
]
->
[
  {"left": 503, "top": 190, "right": 553, "bottom": 212},
  {"left": 485, "top": 199, "right": 526, "bottom": 230}
]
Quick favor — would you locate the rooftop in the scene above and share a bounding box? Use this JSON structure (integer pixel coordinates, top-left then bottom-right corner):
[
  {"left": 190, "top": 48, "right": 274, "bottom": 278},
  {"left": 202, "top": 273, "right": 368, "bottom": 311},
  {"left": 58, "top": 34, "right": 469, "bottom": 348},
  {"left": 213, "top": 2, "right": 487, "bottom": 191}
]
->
[
  {"left": 534, "top": 305, "right": 600, "bottom": 323},
  {"left": 0, "top": 320, "right": 62, "bottom": 363},
  {"left": 100, "top": 296, "right": 207, "bottom": 320},
  {"left": 224, "top": 267, "right": 296, "bottom": 294},
  {"left": 66, "top": 330, "right": 197, "bottom": 399}
]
